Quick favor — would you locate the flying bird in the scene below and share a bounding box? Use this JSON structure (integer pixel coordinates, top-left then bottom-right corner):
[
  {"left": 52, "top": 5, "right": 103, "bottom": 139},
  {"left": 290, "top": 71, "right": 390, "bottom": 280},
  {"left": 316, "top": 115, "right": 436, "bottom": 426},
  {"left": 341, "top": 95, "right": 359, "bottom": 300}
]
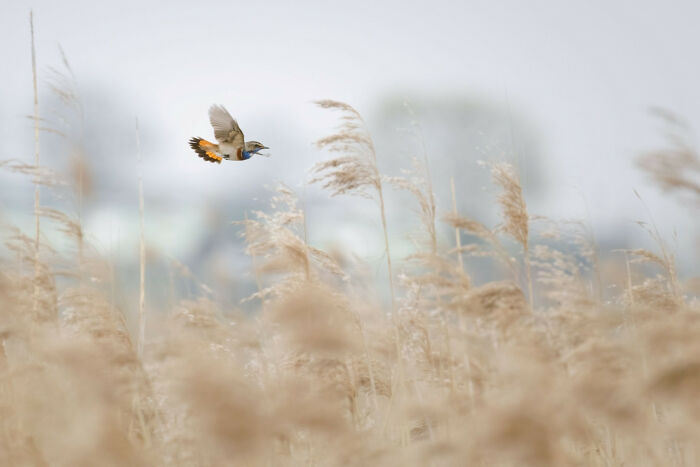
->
[{"left": 189, "top": 104, "right": 268, "bottom": 163}]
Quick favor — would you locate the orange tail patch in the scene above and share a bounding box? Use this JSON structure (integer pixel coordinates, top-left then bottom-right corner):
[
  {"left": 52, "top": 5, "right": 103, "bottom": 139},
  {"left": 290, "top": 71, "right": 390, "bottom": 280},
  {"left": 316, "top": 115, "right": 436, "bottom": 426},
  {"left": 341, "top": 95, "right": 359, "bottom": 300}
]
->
[
  {"left": 189, "top": 137, "right": 222, "bottom": 164},
  {"left": 205, "top": 151, "right": 222, "bottom": 162}
]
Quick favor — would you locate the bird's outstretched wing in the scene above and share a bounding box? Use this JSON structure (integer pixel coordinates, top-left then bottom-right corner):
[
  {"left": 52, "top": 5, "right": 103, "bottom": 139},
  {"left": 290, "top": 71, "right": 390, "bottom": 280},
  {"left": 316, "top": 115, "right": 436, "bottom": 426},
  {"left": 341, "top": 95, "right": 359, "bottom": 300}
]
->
[{"left": 209, "top": 104, "right": 245, "bottom": 147}]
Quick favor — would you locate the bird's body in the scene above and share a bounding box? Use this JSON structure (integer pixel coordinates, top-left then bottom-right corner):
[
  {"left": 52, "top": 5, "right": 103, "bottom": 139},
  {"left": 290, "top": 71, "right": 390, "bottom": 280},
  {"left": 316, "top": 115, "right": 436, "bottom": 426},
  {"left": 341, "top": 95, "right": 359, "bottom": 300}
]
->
[{"left": 189, "top": 105, "right": 268, "bottom": 164}]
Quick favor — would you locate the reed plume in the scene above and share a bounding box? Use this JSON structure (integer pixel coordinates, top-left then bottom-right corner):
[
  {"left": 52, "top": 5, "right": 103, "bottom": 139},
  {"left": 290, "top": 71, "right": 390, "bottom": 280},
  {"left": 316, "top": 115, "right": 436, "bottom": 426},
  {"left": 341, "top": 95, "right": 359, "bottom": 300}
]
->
[
  {"left": 312, "top": 100, "right": 396, "bottom": 311},
  {"left": 490, "top": 162, "right": 534, "bottom": 309},
  {"left": 638, "top": 109, "right": 700, "bottom": 206}
]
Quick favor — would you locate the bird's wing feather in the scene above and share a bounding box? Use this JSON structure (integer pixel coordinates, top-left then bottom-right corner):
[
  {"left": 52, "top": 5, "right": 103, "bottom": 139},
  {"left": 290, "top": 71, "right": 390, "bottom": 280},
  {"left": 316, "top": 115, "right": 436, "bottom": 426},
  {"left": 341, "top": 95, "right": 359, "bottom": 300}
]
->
[{"left": 209, "top": 104, "right": 245, "bottom": 146}]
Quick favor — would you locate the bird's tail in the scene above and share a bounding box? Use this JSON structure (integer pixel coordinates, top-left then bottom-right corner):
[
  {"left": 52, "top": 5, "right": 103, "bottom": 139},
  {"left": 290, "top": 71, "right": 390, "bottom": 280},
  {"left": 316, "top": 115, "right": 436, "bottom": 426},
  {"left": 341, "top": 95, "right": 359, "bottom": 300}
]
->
[{"left": 189, "top": 137, "right": 222, "bottom": 163}]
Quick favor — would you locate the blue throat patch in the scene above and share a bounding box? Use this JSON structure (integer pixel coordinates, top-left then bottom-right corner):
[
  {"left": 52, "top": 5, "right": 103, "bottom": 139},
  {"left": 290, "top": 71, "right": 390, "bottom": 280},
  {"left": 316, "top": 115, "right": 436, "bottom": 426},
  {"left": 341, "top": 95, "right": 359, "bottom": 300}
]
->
[{"left": 242, "top": 148, "right": 263, "bottom": 160}]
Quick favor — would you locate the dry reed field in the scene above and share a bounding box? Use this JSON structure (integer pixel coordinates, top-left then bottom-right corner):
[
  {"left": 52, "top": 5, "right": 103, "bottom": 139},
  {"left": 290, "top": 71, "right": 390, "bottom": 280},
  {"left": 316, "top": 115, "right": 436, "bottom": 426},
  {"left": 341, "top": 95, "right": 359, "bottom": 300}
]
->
[{"left": 2, "top": 16, "right": 700, "bottom": 467}]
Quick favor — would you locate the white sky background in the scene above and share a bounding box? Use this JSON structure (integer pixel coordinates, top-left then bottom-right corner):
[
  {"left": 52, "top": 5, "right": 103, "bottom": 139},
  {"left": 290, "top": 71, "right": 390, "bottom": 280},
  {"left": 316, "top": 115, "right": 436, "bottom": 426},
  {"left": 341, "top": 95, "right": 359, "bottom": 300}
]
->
[{"left": 1, "top": 0, "right": 699, "bottom": 276}]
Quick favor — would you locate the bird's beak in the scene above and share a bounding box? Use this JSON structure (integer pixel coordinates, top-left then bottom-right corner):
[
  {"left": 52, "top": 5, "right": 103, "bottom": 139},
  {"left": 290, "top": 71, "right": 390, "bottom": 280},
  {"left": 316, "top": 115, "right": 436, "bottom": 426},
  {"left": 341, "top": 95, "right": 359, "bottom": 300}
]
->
[{"left": 262, "top": 146, "right": 269, "bottom": 150}]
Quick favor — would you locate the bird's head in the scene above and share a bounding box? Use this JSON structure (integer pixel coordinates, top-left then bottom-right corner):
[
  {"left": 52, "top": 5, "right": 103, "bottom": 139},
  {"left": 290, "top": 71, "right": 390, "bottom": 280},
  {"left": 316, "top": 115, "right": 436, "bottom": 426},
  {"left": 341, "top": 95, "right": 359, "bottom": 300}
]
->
[{"left": 245, "top": 141, "right": 269, "bottom": 155}]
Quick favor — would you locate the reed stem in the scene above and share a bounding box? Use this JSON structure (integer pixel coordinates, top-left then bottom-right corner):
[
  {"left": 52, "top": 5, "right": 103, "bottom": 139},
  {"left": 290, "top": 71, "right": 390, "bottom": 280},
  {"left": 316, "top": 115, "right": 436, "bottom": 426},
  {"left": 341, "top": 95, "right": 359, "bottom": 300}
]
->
[{"left": 136, "top": 119, "right": 146, "bottom": 358}]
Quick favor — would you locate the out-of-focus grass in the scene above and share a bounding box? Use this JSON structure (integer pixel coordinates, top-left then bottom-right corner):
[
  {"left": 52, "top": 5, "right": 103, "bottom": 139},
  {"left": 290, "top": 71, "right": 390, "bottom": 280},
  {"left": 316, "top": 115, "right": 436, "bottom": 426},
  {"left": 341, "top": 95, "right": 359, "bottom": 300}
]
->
[{"left": 2, "top": 31, "right": 700, "bottom": 467}]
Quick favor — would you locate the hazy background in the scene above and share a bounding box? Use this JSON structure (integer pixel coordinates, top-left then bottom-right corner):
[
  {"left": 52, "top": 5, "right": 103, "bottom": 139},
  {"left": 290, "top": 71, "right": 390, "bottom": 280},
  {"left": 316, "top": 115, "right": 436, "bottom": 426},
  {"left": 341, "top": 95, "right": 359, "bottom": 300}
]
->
[{"left": 1, "top": 0, "right": 698, "bottom": 310}]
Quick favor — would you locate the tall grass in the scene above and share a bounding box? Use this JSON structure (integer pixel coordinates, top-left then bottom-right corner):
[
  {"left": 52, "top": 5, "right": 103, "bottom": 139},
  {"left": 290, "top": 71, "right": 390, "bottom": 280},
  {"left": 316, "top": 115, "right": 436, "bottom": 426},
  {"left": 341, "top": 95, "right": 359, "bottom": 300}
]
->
[
  {"left": 30, "top": 11, "right": 42, "bottom": 317},
  {"left": 2, "top": 29, "right": 700, "bottom": 467},
  {"left": 311, "top": 100, "right": 396, "bottom": 311},
  {"left": 136, "top": 118, "right": 146, "bottom": 358}
]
